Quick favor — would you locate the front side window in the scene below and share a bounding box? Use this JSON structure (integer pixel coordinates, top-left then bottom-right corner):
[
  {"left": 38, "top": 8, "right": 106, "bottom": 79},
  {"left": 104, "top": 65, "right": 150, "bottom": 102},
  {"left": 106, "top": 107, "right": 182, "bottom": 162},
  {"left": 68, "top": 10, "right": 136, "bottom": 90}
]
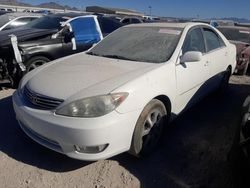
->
[
  {"left": 88, "top": 26, "right": 183, "bottom": 63},
  {"left": 182, "top": 27, "right": 205, "bottom": 54},
  {"left": 203, "top": 28, "right": 224, "bottom": 52},
  {"left": 70, "top": 17, "right": 101, "bottom": 45}
]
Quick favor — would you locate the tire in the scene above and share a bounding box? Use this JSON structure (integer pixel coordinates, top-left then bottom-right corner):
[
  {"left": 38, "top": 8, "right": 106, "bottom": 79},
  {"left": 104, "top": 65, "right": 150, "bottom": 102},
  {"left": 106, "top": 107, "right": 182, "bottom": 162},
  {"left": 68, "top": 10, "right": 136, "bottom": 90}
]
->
[
  {"left": 242, "top": 96, "right": 250, "bottom": 115},
  {"left": 25, "top": 56, "right": 50, "bottom": 73},
  {"left": 242, "top": 96, "right": 250, "bottom": 139},
  {"left": 217, "top": 68, "right": 231, "bottom": 95},
  {"left": 129, "top": 99, "right": 167, "bottom": 157},
  {"left": 237, "top": 61, "right": 249, "bottom": 76}
]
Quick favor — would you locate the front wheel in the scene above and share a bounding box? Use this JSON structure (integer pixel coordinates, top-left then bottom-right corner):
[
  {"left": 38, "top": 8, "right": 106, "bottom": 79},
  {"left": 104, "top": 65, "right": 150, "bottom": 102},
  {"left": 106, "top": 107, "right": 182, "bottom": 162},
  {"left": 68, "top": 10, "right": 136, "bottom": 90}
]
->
[
  {"left": 129, "top": 99, "right": 167, "bottom": 157},
  {"left": 25, "top": 56, "right": 50, "bottom": 72}
]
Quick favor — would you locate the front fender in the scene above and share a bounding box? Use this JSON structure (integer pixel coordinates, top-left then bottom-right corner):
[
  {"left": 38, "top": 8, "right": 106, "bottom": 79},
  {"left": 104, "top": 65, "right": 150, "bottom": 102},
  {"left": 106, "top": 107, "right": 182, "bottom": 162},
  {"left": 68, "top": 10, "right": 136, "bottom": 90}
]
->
[{"left": 113, "top": 62, "right": 176, "bottom": 114}]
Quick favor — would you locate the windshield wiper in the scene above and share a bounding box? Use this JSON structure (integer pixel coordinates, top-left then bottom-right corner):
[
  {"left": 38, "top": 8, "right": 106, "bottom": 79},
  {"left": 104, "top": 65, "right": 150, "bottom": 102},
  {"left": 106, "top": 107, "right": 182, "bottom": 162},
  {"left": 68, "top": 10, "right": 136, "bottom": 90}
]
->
[
  {"left": 101, "top": 54, "right": 132, "bottom": 61},
  {"left": 86, "top": 52, "right": 134, "bottom": 61}
]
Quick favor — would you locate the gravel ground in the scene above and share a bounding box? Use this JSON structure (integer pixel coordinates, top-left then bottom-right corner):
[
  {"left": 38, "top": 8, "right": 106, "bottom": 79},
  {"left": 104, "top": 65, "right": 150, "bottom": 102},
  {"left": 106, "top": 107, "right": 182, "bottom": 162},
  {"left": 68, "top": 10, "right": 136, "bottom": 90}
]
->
[{"left": 0, "top": 75, "right": 250, "bottom": 188}]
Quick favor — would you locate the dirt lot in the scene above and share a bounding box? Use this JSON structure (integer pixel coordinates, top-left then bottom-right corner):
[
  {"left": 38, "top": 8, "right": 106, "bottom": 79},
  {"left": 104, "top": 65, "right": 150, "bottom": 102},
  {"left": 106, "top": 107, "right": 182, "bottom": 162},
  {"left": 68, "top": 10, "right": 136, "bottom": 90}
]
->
[{"left": 0, "top": 75, "right": 250, "bottom": 188}]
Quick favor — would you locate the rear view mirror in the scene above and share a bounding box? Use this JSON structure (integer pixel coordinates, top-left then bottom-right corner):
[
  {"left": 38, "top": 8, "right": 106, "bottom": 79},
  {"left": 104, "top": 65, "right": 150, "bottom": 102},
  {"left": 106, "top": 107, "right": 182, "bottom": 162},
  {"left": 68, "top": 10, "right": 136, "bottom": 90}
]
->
[{"left": 180, "top": 51, "right": 202, "bottom": 63}]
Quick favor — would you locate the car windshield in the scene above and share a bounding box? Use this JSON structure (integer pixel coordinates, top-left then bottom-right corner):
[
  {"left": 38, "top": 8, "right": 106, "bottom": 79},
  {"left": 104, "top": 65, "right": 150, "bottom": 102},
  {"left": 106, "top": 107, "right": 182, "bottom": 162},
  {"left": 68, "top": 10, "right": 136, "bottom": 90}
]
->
[
  {"left": 218, "top": 27, "right": 250, "bottom": 43},
  {"left": 88, "top": 26, "right": 182, "bottom": 63},
  {"left": 24, "top": 16, "right": 68, "bottom": 30}
]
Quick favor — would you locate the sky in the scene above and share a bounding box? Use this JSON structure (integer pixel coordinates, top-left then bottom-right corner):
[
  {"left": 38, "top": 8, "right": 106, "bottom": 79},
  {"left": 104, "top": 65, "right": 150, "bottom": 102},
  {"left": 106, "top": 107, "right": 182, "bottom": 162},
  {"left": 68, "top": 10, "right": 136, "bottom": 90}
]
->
[{"left": 20, "top": 0, "right": 250, "bottom": 19}]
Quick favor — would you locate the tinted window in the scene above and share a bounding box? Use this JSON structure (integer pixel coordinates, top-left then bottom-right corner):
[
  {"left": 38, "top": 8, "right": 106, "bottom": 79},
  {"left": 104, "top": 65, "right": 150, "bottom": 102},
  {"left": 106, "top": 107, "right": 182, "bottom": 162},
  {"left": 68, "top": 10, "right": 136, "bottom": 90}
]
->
[
  {"left": 131, "top": 18, "right": 142, "bottom": 23},
  {"left": 97, "top": 17, "right": 123, "bottom": 36},
  {"left": 24, "top": 16, "right": 68, "bottom": 29},
  {"left": 183, "top": 27, "right": 205, "bottom": 54},
  {"left": 203, "top": 28, "right": 223, "bottom": 52},
  {"left": 218, "top": 27, "right": 250, "bottom": 43},
  {"left": 89, "top": 27, "right": 182, "bottom": 63},
  {"left": 121, "top": 18, "right": 130, "bottom": 24},
  {"left": 3, "top": 17, "right": 38, "bottom": 30}
]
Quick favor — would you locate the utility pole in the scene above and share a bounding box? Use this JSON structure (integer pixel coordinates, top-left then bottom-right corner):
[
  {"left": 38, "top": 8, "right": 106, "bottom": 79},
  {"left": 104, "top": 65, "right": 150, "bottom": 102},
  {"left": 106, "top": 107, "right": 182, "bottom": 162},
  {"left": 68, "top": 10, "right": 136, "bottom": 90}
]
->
[
  {"left": 148, "top": 6, "right": 152, "bottom": 16},
  {"left": 54, "top": 0, "right": 59, "bottom": 13}
]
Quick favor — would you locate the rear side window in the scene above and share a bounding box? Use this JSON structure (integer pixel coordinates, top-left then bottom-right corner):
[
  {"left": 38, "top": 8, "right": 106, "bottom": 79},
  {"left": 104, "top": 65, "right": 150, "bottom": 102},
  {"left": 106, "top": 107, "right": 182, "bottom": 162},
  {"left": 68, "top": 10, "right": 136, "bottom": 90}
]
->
[
  {"left": 121, "top": 18, "right": 130, "bottom": 24},
  {"left": 203, "top": 28, "right": 225, "bottom": 52},
  {"left": 182, "top": 27, "right": 206, "bottom": 54},
  {"left": 131, "top": 18, "right": 142, "bottom": 23},
  {"left": 97, "top": 17, "right": 122, "bottom": 36}
]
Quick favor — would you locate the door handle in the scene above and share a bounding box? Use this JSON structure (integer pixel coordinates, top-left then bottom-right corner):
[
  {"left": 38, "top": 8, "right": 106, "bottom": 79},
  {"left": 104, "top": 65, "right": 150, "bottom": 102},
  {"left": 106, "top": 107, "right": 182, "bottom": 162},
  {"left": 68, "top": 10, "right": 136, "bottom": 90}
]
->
[{"left": 204, "top": 61, "right": 209, "bottom": 66}]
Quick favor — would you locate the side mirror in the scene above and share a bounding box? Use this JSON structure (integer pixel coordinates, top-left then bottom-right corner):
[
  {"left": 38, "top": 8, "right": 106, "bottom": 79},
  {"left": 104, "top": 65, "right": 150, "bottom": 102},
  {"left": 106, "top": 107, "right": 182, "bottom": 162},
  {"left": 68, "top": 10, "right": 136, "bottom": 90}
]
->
[{"left": 180, "top": 51, "right": 202, "bottom": 63}]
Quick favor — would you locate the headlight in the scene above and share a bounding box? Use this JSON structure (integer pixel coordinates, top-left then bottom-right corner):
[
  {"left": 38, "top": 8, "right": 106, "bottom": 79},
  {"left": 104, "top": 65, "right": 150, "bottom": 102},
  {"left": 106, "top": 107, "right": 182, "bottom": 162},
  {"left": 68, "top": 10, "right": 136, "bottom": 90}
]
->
[{"left": 55, "top": 93, "right": 128, "bottom": 118}]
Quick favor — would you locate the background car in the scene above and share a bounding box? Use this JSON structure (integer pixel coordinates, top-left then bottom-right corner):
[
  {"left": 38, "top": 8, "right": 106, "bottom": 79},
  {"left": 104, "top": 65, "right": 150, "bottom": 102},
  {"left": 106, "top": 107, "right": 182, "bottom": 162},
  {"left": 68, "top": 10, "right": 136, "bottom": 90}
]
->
[
  {"left": 13, "top": 22, "right": 236, "bottom": 161},
  {"left": 228, "top": 95, "right": 250, "bottom": 187},
  {"left": 0, "top": 13, "right": 122, "bottom": 86},
  {"left": 0, "top": 12, "right": 41, "bottom": 31},
  {"left": 218, "top": 26, "right": 250, "bottom": 75},
  {"left": 120, "top": 17, "right": 143, "bottom": 25}
]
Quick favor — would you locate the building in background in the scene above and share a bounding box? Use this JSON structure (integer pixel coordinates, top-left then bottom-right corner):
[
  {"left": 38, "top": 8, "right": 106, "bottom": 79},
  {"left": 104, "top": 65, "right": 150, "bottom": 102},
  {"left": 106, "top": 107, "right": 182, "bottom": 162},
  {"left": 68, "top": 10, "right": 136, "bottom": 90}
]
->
[{"left": 86, "top": 6, "right": 144, "bottom": 17}]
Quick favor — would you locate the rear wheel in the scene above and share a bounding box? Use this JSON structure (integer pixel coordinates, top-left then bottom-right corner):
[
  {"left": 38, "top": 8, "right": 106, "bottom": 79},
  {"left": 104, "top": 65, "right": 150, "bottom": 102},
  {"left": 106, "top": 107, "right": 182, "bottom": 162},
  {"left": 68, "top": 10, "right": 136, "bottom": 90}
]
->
[
  {"left": 26, "top": 56, "right": 50, "bottom": 72},
  {"left": 129, "top": 99, "right": 167, "bottom": 157},
  {"left": 218, "top": 67, "right": 231, "bottom": 95}
]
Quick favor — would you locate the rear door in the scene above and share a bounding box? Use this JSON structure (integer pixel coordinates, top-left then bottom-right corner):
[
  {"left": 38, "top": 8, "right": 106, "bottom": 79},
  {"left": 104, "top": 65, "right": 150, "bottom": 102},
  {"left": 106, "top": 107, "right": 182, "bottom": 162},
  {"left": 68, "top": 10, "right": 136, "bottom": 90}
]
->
[{"left": 202, "top": 27, "right": 228, "bottom": 84}]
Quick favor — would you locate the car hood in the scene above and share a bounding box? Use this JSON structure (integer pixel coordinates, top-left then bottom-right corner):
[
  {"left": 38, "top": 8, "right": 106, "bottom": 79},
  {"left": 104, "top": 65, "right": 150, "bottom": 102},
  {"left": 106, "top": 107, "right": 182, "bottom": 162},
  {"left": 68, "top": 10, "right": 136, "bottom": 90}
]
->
[
  {"left": 0, "top": 27, "right": 57, "bottom": 47},
  {"left": 26, "top": 53, "right": 161, "bottom": 100}
]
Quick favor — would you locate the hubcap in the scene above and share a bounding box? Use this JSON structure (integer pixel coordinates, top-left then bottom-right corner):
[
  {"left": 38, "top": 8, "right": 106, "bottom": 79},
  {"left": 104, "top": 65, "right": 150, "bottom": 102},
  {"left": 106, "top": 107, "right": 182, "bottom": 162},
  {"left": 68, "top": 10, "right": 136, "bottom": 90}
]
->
[
  {"left": 140, "top": 109, "right": 163, "bottom": 153},
  {"left": 28, "top": 61, "right": 46, "bottom": 72}
]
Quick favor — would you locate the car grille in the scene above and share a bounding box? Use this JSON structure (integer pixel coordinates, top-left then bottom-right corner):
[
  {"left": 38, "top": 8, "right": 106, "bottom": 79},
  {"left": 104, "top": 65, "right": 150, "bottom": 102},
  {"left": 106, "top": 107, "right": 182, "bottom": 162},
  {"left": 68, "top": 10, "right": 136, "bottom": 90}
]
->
[{"left": 24, "top": 86, "right": 64, "bottom": 110}]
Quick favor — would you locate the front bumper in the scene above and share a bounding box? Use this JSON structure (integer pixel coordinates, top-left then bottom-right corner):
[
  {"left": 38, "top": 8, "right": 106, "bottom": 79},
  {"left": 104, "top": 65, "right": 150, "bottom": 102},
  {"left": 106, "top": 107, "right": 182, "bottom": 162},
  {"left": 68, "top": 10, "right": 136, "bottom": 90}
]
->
[{"left": 12, "top": 91, "right": 141, "bottom": 161}]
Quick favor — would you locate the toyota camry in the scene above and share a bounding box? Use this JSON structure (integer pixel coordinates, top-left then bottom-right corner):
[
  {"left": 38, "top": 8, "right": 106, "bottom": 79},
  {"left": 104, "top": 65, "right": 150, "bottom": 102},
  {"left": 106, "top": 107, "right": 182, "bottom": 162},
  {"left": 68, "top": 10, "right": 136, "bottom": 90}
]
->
[{"left": 13, "top": 22, "right": 236, "bottom": 160}]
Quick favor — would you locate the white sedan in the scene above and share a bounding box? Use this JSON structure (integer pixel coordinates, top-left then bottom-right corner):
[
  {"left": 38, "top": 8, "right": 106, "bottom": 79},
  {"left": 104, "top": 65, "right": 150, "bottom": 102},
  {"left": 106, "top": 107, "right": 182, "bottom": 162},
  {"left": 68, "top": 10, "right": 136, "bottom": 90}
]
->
[{"left": 12, "top": 22, "right": 236, "bottom": 161}]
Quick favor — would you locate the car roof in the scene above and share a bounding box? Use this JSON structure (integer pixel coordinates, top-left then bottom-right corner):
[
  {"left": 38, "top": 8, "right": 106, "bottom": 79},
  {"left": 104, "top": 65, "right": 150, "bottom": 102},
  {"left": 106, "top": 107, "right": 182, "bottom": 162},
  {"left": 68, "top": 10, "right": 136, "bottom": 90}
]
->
[
  {"left": 124, "top": 22, "right": 208, "bottom": 29},
  {"left": 49, "top": 12, "right": 89, "bottom": 19}
]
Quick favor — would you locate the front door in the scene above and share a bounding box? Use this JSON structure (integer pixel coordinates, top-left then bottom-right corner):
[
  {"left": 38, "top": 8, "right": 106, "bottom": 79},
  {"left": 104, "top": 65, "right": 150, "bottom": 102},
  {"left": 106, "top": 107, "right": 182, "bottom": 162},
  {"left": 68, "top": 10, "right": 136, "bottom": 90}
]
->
[
  {"left": 62, "top": 16, "right": 103, "bottom": 55},
  {"left": 175, "top": 27, "right": 210, "bottom": 113}
]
